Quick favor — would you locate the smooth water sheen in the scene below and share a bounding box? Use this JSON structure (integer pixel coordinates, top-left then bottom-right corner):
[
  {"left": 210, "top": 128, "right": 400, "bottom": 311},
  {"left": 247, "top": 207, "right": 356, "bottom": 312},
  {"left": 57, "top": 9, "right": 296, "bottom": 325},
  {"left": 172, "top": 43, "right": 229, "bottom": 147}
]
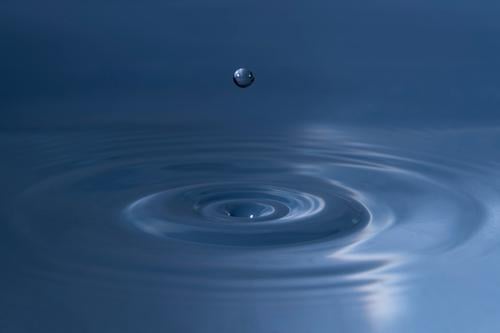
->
[{"left": 1, "top": 124, "right": 500, "bottom": 332}]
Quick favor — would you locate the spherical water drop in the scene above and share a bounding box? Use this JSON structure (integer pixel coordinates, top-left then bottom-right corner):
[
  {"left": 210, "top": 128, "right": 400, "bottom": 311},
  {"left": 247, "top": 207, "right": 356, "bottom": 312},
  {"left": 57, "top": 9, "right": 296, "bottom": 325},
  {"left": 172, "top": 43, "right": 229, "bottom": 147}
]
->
[{"left": 233, "top": 68, "right": 255, "bottom": 88}]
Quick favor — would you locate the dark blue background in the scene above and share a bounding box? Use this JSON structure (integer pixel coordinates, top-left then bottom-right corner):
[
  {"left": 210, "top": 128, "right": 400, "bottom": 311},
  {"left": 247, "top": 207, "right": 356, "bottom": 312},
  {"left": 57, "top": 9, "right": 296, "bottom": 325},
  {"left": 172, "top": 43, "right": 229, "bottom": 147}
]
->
[{"left": 2, "top": 0, "right": 500, "bottom": 128}]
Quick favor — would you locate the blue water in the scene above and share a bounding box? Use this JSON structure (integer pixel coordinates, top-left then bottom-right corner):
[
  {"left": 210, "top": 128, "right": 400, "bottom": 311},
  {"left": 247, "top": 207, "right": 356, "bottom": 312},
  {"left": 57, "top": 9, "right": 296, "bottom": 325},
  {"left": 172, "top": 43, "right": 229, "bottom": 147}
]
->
[{"left": 2, "top": 1, "right": 500, "bottom": 332}]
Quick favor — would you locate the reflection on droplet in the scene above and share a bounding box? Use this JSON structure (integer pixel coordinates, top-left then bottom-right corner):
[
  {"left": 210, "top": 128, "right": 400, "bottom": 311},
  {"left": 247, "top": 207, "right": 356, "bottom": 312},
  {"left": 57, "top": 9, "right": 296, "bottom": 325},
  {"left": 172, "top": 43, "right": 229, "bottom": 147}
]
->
[{"left": 233, "top": 68, "right": 255, "bottom": 88}]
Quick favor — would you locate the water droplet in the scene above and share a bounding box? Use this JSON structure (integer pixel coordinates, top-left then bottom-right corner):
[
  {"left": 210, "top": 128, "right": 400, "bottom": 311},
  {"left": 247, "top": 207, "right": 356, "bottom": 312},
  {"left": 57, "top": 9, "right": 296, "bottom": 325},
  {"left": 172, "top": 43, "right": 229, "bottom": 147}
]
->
[{"left": 233, "top": 68, "right": 255, "bottom": 88}]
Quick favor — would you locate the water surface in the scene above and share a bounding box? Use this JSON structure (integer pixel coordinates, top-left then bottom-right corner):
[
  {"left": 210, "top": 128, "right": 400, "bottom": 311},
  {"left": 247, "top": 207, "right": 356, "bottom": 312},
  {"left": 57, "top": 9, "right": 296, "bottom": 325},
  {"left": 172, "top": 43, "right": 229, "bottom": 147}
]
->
[{"left": 1, "top": 124, "right": 500, "bottom": 332}]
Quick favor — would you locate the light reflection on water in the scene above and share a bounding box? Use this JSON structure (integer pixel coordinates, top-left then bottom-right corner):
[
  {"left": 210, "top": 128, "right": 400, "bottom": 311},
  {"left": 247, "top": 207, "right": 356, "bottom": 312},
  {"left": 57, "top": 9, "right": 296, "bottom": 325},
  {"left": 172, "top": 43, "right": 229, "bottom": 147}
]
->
[{"left": 1, "top": 124, "right": 499, "bottom": 332}]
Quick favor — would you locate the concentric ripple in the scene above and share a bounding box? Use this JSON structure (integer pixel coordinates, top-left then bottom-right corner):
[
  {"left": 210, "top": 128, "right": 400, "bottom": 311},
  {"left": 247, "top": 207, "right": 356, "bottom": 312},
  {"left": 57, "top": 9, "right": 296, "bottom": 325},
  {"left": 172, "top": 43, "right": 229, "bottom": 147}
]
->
[
  {"left": 126, "top": 183, "right": 369, "bottom": 246},
  {"left": 3, "top": 125, "right": 500, "bottom": 298}
]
